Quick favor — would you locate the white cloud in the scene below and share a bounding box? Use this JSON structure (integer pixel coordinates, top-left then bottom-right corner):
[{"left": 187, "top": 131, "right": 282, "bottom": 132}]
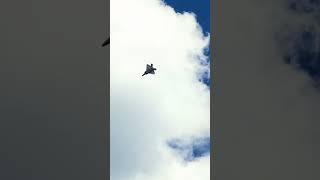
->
[{"left": 110, "top": 0, "right": 210, "bottom": 179}]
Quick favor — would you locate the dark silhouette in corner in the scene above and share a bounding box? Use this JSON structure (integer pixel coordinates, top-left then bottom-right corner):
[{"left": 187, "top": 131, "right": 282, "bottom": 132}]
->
[{"left": 102, "top": 37, "right": 110, "bottom": 47}]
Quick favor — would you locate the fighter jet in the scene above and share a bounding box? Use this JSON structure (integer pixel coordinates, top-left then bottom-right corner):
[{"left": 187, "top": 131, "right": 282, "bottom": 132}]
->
[
  {"left": 101, "top": 37, "right": 110, "bottom": 47},
  {"left": 142, "top": 64, "right": 157, "bottom": 76}
]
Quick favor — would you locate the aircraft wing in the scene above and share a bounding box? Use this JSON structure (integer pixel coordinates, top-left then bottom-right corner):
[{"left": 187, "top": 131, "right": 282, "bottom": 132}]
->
[{"left": 146, "top": 64, "right": 151, "bottom": 70}]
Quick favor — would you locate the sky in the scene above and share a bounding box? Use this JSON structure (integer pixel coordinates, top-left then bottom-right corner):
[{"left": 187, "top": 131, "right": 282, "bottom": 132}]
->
[
  {"left": 163, "top": 0, "right": 211, "bottom": 86},
  {"left": 163, "top": 0, "right": 210, "bottom": 34},
  {"left": 4, "top": 0, "right": 320, "bottom": 179},
  {"left": 110, "top": 0, "right": 210, "bottom": 179}
]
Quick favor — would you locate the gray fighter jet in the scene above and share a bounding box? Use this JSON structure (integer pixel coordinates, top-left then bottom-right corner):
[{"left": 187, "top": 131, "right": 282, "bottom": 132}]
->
[{"left": 142, "top": 64, "right": 157, "bottom": 76}]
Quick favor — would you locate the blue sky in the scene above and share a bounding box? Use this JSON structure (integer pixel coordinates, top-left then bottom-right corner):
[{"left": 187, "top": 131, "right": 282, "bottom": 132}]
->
[
  {"left": 167, "top": 136, "right": 210, "bottom": 162},
  {"left": 164, "top": 0, "right": 211, "bottom": 86},
  {"left": 163, "top": 0, "right": 211, "bottom": 162},
  {"left": 163, "top": 0, "right": 210, "bottom": 34}
]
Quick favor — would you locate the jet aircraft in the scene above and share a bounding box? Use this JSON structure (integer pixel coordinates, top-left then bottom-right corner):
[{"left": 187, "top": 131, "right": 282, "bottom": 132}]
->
[
  {"left": 102, "top": 37, "right": 110, "bottom": 47},
  {"left": 142, "top": 64, "right": 157, "bottom": 76}
]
